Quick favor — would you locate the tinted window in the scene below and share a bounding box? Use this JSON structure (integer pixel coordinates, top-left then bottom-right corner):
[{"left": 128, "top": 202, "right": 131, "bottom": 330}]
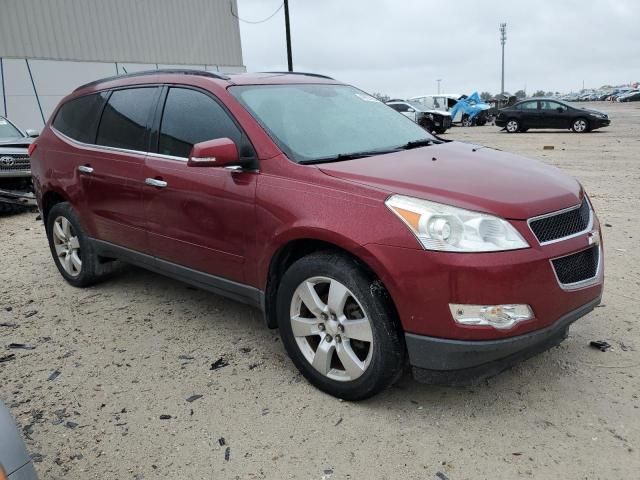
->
[
  {"left": 392, "top": 103, "right": 409, "bottom": 112},
  {"left": 158, "top": 88, "right": 242, "bottom": 158},
  {"left": 96, "top": 88, "right": 157, "bottom": 151},
  {"left": 53, "top": 93, "right": 107, "bottom": 143},
  {"left": 540, "top": 101, "right": 567, "bottom": 112},
  {"left": 519, "top": 101, "right": 538, "bottom": 110}
]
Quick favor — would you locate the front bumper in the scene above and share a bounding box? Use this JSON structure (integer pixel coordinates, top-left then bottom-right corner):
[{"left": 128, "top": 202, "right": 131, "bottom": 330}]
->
[
  {"left": 590, "top": 118, "right": 611, "bottom": 129},
  {"left": 406, "top": 296, "right": 601, "bottom": 385},
  {"left": 0, "top": 187, "right": 36, "bottom": 206}
]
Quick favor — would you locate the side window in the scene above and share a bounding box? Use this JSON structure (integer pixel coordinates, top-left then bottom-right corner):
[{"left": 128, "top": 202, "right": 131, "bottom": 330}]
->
[
  {"left": 96, "top": 87, "right": 158, "bottom": 151},
  {"left": 158, "top": 88, "right": 243, "bottom": 158},
  {"left": 392, "top": 103, "right": 409, "bottom": 113},
  {"left": 520, "top": 101, "right": 539, "bottom": 110},
  {"left": 52, "top": 93, "right": 108, "bottom": 143},
  {"left": 540, "top": 101, "right": 567, "bottom": 112}
]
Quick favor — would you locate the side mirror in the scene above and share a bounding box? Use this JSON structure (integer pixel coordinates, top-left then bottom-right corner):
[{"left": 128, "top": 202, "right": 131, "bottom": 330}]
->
[
  {"left": 25, "top": 129, "right": 40, "bottom": 138},
  {"left": 187, "top": 138, "right": 239, "bottom": 168},
  {"left": 556, "top": 107, "right": 564, "bottom": 113}
]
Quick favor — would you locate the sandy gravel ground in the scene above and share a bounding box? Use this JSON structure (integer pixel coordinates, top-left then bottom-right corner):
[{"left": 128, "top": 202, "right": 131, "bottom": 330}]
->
[{"left": 1, "top": 102, "right": 639, "bottom": 480}]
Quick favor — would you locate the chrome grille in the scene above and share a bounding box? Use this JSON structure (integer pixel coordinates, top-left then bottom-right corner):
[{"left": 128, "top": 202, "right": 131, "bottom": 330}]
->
[
  {"left": 552, "top": 245, "right": 599, "bottom": 286},
  {"left": 529, "top": 198, "right": 591, "bottom": 244},
  {"left": 0, "top": 154, "right": 31, "bottom": 171}
]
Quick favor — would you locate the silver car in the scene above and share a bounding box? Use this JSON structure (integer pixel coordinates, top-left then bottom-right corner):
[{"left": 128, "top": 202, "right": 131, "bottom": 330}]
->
[{"left": 0, "top": 401, "right": 38, "bottom": 479}]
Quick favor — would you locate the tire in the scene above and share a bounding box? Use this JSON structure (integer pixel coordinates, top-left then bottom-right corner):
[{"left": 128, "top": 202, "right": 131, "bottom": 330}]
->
[
  {"left": 572, "top": 118, "right": 589, "bottom": 133},
  {"left": 276, "top": 252, "right": 405, "bottom": 400},
  {"left": 461, "top": 114, "right": 472, "bottom": 127},
  {"left": 46, "top": 202, "right": 120, "bottom": 287},
  {"left": 435, "top": 128, "right": 447, "bottom": 135},
  {"left": 505, "top": 118, "right": 520, "bottom": 133},
  {"left": 419, "top": 119, "right": 435, "bottom": 133}
]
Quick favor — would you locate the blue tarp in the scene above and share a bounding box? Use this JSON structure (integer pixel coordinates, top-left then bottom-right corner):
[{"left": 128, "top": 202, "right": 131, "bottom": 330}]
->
[{"left": 449, "top": 92, "right": 490, "bottom": 121}]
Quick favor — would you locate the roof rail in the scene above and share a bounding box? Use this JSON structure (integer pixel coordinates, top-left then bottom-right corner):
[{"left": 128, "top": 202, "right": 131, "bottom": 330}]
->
[
  {"left": 74, "top": 69, "right": 230, "bottom": 92},
  {"left": 263, "top": 71, "right": 335, "bottom": 80}
]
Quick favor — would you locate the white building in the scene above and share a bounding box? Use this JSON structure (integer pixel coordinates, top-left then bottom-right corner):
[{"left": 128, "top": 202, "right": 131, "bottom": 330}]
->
[{"left": 0, "top": 0, "right": 245, "bottom": 129}]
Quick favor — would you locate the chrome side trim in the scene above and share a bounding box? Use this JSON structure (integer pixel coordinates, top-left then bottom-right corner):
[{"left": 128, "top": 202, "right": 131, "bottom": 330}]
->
[
  {"left": 146, "top": 151, "right": 187, "bottom": 162},
  {"left": 51, "top": 127, "right": 148, "bottom": 157},
  {"left": 527, "top": 198, "right": 593, "bottom": 246},
  {"left": 550, "top": 245, "right": 602, "bottom": 291}
]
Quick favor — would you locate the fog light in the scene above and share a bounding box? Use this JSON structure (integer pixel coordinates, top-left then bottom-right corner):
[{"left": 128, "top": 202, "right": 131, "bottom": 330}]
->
[{"left": 449, "top": 304, "right": 534, "bottom": 329}]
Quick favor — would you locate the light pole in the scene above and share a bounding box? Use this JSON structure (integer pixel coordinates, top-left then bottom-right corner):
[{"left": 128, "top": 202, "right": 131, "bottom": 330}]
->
[
  {"left": 437, "top": 79, "right": 441, "bottom": 94},
  {"left": 500, "top": 23, "right": 507, "bottom": 95},
  {"left": 284, "top": 0, "right": 293, "bottom": 72}
]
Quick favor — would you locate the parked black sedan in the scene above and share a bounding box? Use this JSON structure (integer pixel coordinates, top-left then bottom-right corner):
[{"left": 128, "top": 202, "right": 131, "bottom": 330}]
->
[{"left": 496, "top": 98, "right": 610, "bottom": 133}]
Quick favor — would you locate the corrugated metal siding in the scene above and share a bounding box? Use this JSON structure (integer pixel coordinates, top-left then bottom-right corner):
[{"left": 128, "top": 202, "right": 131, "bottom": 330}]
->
[{"left": 0, "top": 0, "right": 243, "bottom": 66}]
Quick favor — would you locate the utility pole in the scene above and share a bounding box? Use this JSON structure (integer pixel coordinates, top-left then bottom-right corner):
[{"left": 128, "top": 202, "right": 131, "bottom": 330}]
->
[
  {"left": 500, "top": 23, "right": 507, "bottom": 95},
  {"left": 284, "top": 0, "right": 293, "bottom": 72},
  {"left": 437, "top": 79, "right": 441, "bottom": 94}
]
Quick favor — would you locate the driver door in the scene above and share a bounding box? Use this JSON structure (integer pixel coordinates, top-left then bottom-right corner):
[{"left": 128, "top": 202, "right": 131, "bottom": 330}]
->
[{"left": 143, "top": 86, "right": 258, "bottom": 283}]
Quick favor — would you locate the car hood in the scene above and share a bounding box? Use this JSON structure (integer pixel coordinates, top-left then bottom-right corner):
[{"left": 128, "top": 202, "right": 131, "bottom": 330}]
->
[
  {"left": 0, "top": 136, "right": 31, "bottom": 149},
  {"left": 578, "top": 107, "right": 607, "bottom": 116},
  {"left": 318, "top": 141, "right": 582, "bottom": 220},
  {"left": 420, "top": 109, "right": 451, "bottom": 117}
]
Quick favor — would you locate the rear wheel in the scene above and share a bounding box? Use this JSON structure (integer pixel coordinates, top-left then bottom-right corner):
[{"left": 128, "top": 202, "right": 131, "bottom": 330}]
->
[
  {"left": 276, "top": 252, "right": 405, "bottom": 400},
  {"left": 462, "top": 114, "right": 472, "bottom": 127},
  {"left": 505, "top": 118, "right": 520, "bottom": 133},
  {"left": 46, "top": 202, "right": 120, "bottom": 287},
  {"left": 572, "top": 118, "right": 589, "bottom": 133},
  {"left": 435, "top": 127, "right": 448, "bottom": 135}
]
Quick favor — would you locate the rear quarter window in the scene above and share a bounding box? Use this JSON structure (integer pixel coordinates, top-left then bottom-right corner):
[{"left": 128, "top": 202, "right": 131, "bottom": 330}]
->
[{"left": 52, "top": 93, "right": 108, "bottom": 143}]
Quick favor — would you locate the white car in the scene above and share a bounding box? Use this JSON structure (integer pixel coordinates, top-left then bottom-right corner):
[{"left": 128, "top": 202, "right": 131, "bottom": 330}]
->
[{"left": 386, "top": 100, "right": 452, "bottom": 134}]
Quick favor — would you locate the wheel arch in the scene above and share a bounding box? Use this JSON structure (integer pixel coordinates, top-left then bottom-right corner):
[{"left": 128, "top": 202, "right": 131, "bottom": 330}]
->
[
  {"left": 262, "top": 236, "right": 400, "bottom": 331},
  {"left": 41, "top": 189, "right": 71, "bottom": 227}
]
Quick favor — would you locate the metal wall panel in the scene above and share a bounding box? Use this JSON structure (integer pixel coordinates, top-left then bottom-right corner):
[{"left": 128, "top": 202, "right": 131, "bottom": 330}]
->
[{"left": 0, "top": 0, "right": 244, "bottom": 67}]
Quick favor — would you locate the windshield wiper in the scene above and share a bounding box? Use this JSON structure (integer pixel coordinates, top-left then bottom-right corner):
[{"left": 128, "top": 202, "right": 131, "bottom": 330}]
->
[
  {"left": 399, "top": 139, "right": 434, "bottom": 150},
  {"left": 299, "top": 149, "right": 399, "bottom": 165}
]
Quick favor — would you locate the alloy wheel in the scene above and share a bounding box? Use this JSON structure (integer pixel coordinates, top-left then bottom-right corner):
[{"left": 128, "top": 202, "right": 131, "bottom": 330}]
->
[
  {"left": 52, "top": 216, "right": 82, "bottom": 276},
  {"left": 289, "top": 276, "right": 374, "bottom": 382},
  {"left": 573, "top": 119, "right": 587, "bottom": 132},
  {"left": 506, "top": 120, "right": 519, "bottom": 133}
]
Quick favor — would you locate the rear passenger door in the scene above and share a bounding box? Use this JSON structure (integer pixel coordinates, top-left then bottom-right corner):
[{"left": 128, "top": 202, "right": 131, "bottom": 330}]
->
[
  {"left": 143, "top": 86, "right": 257, "bottom": 283},
  {"left": 85, "top": 87, "right": 160, "bottom": 252},
  {"left": 518, "top": 101, "right": 540, "bottom": 128}
]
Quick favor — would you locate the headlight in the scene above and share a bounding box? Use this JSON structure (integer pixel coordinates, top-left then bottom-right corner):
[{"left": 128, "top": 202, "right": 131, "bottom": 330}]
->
[{"left": 385, "top": 195, "right": 529, "bottom": 252}]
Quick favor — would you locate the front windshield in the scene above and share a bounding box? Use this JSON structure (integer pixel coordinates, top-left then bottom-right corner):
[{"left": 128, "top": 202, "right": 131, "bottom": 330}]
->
[
  {"left": 0, "top": 117, "right": 24, "bottom": 139},
  {"left": 230, "top": 84, "right": 436, "bottom": 163}
]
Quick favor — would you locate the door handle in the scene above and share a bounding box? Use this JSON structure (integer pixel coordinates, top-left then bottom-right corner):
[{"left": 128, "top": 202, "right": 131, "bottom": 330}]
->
[
  {"left": 145, "top": 178, "right": 168, "bottom": 188},
  {"left": 78, "top": 165, "right": 94, "bottom": 174}
]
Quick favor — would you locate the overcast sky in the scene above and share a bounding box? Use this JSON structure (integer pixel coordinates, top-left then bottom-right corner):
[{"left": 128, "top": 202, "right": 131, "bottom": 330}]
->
[{"left": 237, "top": 0, "right": 640, "bottom": 98}]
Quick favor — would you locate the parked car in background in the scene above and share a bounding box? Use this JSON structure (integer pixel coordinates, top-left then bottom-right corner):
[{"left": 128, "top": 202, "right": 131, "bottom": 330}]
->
[
  {"left": 30, "top": 70, "right": 603, "bottom": 400},
  {"left": 386, "top": 100, "right": 452, "bottom": 134},
  {"left": 410, "top": 93, "right": 490, "bottom": 126},
  {"left": 0, "top": 116, "right": 38, "bottom": 214},
  {"left": 0, "top": 401, "right": 39, "bottom": 479},
  {"left": 617, "top": 90, "right": 640, "bottom": 102},
  {"left": 496, "top": 98, "right": 610, "bottom": 133}
]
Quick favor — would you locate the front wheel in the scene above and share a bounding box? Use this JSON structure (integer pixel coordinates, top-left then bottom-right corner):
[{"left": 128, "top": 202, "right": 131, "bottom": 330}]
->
[
  {"left": 276, "top": 252, "right": 405, "bottom": 400},
  {"left": 572, "top": 118, "right": 589, "bottom": 133},
  {"left": 505, "top": 118, "right": 520, "bottom": 133}
]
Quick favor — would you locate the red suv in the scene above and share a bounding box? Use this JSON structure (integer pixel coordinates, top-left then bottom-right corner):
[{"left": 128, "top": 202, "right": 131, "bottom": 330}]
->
[{"left": 29, "top": 70, "right": 603, "bottom": 400}]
